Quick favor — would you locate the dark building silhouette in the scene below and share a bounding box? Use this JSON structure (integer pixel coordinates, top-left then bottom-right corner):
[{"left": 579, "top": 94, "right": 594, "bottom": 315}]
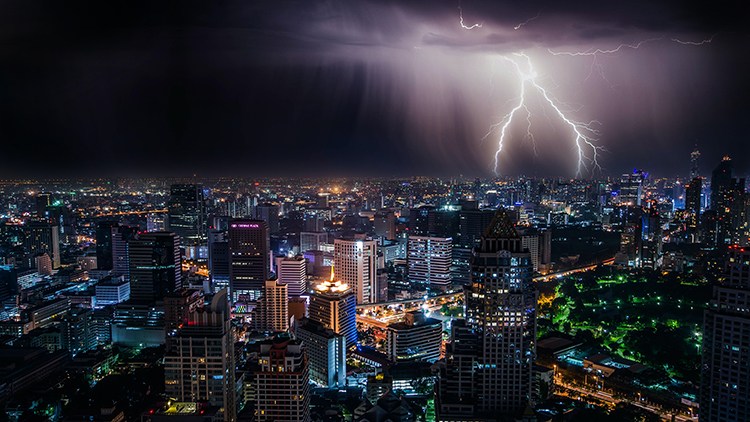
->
[
  {"left": 95, "top": 221, "right": 118, "bottom": 271},
  {"left": 167, "top": 184, "right": 206, "bottom": 248},
  {"left": 701, "top": 245, "right": 750, "bottom": 421},
  {"left": 127, "top": 232, "right": 182, "bottom": 304}
]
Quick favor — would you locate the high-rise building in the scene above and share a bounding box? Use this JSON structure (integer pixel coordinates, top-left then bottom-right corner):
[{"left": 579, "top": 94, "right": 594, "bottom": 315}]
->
[
  {"left": 385, "top": 311, "right": 442, "bottom": 363},
  {"left": 208, "top": 229, "right": 230, "bottom": 293},
  {"left": 167, "top": 184, "right": 206, "bottom": 248},
  {"left": 686, "top": 177, "right": 703, "bottom": 228},
  {"left": 294, "top": 318, "right": 346, "bottom": 388},
  {"left": 300, "top": 231, "right": 328, "bottom": 253},
  {"left": 700, "top": 246, "right": 750, "bottom": 422},
  {"left": 254, "top": 203, "right": 280, "bottom": 235},
  {"left": 228, "top": 219, "right": 269, "bottom": 302},
  {"left": 253, "top": 279, "right": 289, "bottom": 333},
  {"left": 255, "top": 336, "right": 310, "bottom": 422},
  {"left": 95, "top": 221, "right": 118, "bottom": 271},
  {"left": 710, "top": 157, "right": 747, "bottom": 246},
  {"left": 640, "top": 204, "right": 662, "bottom": 269},
  {"left": 619, "top": 170, "right": 646, "bottom": 206},
  {"left": 437, "top": 209, "right": 537, "bottom": 419},
  {"left": 275, "top": 255, "right": 307, "bottom": 297},
  {"left": 95, "top": 277, "right": 131, "bottom": 305},
  {"left": 146, "top": 212, "right": 167, "bottom": 232},
  {"left": 165, "top": 289, "right": 236, "bottom": 422},
  {"left": 308, "top": 273, "right": 357, "bottom": 348},
  {"left": 407, "top": 236, "right": 452, "bottom": 290},
  {"left": 112, "top": 225, "right": 137, "bottom": 279},
  {"left": 690, "top": 146, "right": 701, "bottom": 180},
  {"left": 458, "top": 209, "right": 496, "bottom": 248},
  {"left": 25, "top": 221, "right": 60, "bottom": 269},
  {"left": 164, "top": 288, "right": 203, "bottom": 335},
  {"left": 127, "top": 232, "right": 182, "bottom": 304},
  {"left": 374, "top": 210, "right": 397, "bottom": 241},
  {"left": 333, "top": 238, "right": 377, "bottom": 304}
]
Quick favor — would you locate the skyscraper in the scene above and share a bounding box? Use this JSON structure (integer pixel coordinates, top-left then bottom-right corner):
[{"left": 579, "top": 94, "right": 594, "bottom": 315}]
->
[
  {"left": 25, "top": 221, "right": 60, "bottom": 269},
  {"left": 686, "top": 177, "right": 703, "bottom": 228},
  {"left": 164, "top": 289, "right": 236, "bottom": 422},
  {"left": 127, "top": 232, "right": 182, "bottom": 304},
  {"left": 208, "top": 229, "right": 230, "bottom": 293},
  {"left": 167, "top": 184, "right": 206, "bottom": 249},
  {"left": 255, "top": 336, "right": 311, "bottom": 422},
  {"left": 254, "top": 203, "right": 280, "bottom": 235},
  {"left": 438, "top": 209, "right": 537, "bottom": 419},
  {"left": 407, "top": 236, "right": 453, "bottom": 290},
  {"left": 294, "top": 318, "right": 346, "bottom": 388},
  {"left": 275, "top": 255, "right": 307, "bottom": 297},
  {"left": 333, "top": 238, "right": 378, "bottom": 304},
  {"left": 700, "top": 246, "right": 750, "bottom": 422},
  {"left": 228, "top": 219, "right": 269, "bottom": 302},
  {"left": 253, "top": 279, "right": 289, "bottom": 333},
  {"left": 385, "top": 310, "right": 443, "bottom": 363},
  {"left": 112, "top": 225, "right": 137, "bottom": 279},
  {"left": 308, "top": 273, "right": 358, "bottom": 348},
  {"left": 95, "top": 221, "right": 118, "bottom": 271},
  {"left": 619, "top": 170, "right": 646, "bottom": 206}
]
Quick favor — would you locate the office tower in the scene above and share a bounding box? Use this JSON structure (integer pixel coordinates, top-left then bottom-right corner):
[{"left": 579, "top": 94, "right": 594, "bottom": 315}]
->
[
  {"left": 407, "top": 236, "right": 452, "bottom": 290},
  {"left": 0, "top": 266, "right": 18, "bottom": 303},
  {"left": 112, "top": 225, "right": 137, "bottom": 279},
  {"left": 146, "top": 212, "right": 167, "bottom": 232},
  {"left": 128, "top": 232, "right": 182, "bottom": 304},
  {"left": 208, "top": 229, "right": 230, "bottom": 293},
  {"left": 228, "top": 219, "right": 269, "bottom": 302},
  {"left": 254, "top": 203, "right": 280, "bottom": 235},
  {"left": 165, "top": 289, "right": 236, "bottom": 422},
  {"left": 619, "top": 170, "right": 646, "bottom": 206},
  {"left": 686, "top": 177, "right": 703, "bottom": 226},
  {"left": 640, "top": 204, "right": 662, "bottom": 269},
  {"left": 409, "top": 205, "right": 434, "bottom": 236},
  {"left": 25, "top": 221, "right": 60, "bottom": 269},
  {"left": 437, "top": 319, "right": 478, "bottom": 417},
  {"left": 294, "top": 318, "right": 346, "bottom": 388},
  {"left": 458, "top": 208, "right": 496, "bottom": 248},
  {"left": 700, "top": 246, "right": 750, "bottom": 422},
  {"left": 385, "top": 311, "right": 442, "bottom": 363},
  {"left": 164, "top": 288, "right": 203, "bottom": 335},
  {"left": 254, "top": 279, "right": 289, "bottom": 333},
  {"left": 711, "top": 156, "right": 733, "bottom": 212},
  {"left": 333, "top": 238, "right": 377, "bottom": 304},
  {"left": 275, "top": 255, "right": 307, "bottom": 297},
  {"left": 438, "top": 209, "right": 536, "bottom": 419},
  {"left": 300, "top": 231, "right": 328, "bottom": 253},
  {"left": 710, "top": 157, "right": 746, "bottom": 246},
  {"left": 63, "top": 308, "right": 96, "bottom": 356},
  {"left": 167, "top": 184, "right": 206, "bottom": 248},
  {"left": 255, "top": 336, "right": 310, "bottom": 422},
  {"left": 95, "top": 221, "right": 118, "bottom": 270},
  {"left": 35, "top": 192, "right": 51, "bottom": 217},
  {"left": 309, "top": 274, "right": 358, "bottom": 348},
  {"left": 374, "top": 210, "right": 397, "bottom": 240},
  {"left": 303, "top": 212, "right": 325, "bottom": 232}
]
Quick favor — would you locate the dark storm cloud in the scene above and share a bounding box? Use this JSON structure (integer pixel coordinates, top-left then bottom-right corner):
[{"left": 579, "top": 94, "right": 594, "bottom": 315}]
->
[{"left": 0, "top": 0, "right": 747, "bottom": 178}]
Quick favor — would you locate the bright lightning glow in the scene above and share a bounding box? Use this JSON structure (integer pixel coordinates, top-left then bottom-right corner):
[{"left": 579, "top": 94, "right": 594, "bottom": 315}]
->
[
  {"left": 671, "top": 34, "right": 717, "bottom": 45},
  {"left": 546, "top": 38, "right": 662, "bottom": 56},
  {"left": 458, "top": 1, "right": 482, "bottom": 30},
  {"left": 514, "top": 12, "right": 540, "bottom": 30},
  {"left": 483, "top": 53, "right": 602, "bottom": 176}
]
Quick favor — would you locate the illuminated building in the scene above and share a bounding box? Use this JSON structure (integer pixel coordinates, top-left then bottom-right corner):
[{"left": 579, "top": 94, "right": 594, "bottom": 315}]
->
[
  {"left": 95, "top": 277, "right": 131, "bottom": 305},
  {"left": 128, "top": 232, "right": 182, "bottom": 304},
  {"left": 254, "top": 203, "right": 280, "bottom": 235},
  {"left": 374, "top": 210, "right": 396, "bottom": 241},
  {"left": 308, "top": 271, "right": 357, "bottom": 348},
  {"left": 208, "top": 229, "right": 230, "bottom": 293},
  {"left": 458, "top": 208, "right": 496, "bottom": 248},
  {"left": 24, "top": 221, "right": 60, "bottom": 269},
  {"left": 685, "top": 177, "right": 702, "bottom": 231},
  {"left": 385, "top": 311, "right": 442, "bottom": 363},
  {"left": 167, "top": 184, "right": 207, "bottom": 250},
  {"left": 253, "top": 279, "right": 288, "bottom": 333},
  {"left": 275, "top": 255, "right": 307, "bottom": 297},
  {"left": 294, "top": 318, "right": 346, "bottom": 388},
  {"left": 701, "top": 246, "right": 750, "bottom": 422},
  {"left": 619, "top": 170, "right": 646, "bottom": 206},
  {"left": 300, "top": 231, "right": 328, "bottom": 253},
  {"left": 639, "top": 203, "right": 662, "bottom": 269},
  {"left": 437, "top": 209, "right": 537, "bottom": 419},
  {"left": 228, "top": 219, "right": 269, "bottom": 302},
  {"left": 407, "top": 236, "right": 452, "bottom": 290},
  {"left": 34, "top": 253, "right": 52, "bottom": 276},
  {"left": 333, "top": 238, "right": 378, "bottom": 304},
  {"left": 146, "top": 212, "right": 167, "bottom": 232},
  {"left": 255, "top": 335, "right": 310, "bottom": 422},
  {"left": 112, "top": 225, "right": 137, "bottom": 279},
  {"left": 164, "top": 289, "right": 236, "bottom": 422}
]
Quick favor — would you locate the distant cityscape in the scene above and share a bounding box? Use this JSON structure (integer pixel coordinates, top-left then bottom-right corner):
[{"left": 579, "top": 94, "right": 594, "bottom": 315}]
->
[{"left": 0, "top": 148, "right": 746, "bottom": 421}]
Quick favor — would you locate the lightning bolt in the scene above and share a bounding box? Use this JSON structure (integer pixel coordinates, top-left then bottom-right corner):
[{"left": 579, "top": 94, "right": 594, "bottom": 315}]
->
[
  {"left": 458, "top": 1, "right": 482, "bottom": 30},
  {"left": 483, "top": 53, "right": 602, "bottom": 176},
  {"left": 514, "top": 12, "right": 540, "bottom": 30},
  {"left": 671, "top": 34, "right": 717, "bottom": 45}
]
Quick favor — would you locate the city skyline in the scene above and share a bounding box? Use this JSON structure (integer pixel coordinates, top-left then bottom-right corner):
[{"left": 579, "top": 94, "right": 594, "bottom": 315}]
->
[{"left": 0, "top": 0, "right": 747, "bottom": 178}]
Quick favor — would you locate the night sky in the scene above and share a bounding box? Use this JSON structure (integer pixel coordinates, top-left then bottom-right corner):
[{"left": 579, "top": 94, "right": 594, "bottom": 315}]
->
[{"left": 0, "top": 0, "right": 747, "bottom": 178}]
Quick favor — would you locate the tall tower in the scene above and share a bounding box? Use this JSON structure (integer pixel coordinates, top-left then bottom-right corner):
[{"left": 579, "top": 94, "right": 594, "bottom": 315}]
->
[
  {"left": 700, "top": 246, "right": 750, "bottom": 422},
  {"left": 254, "top": 279, "right": 289, "bottom": 333},
  {"left": 228, "top": 219, "right": 269, "bottom": 302},
  {"left": 127, "top": 232, "right": 182, "bottom": 304},
  {"left": 308, "top": 270, "right": 358, "bottom": 348},
  {"left": 333, "top": 238, "right": 378, "bottom": 304},
  {"left": 407, "top": 236, "right": 453, "bottom": 290},
  {"left": 164, "top": 289, "right": 236, "bottom": 422},
  {"left": 167, "top": 184, "right": 206, "bottom": 249},
  {"left": 255, "top": 336, "right": 311, "bottom": 422},
  {"left": 438, "top": 209, "right": 537, "bottom": 419},
  {"left": 275, "top": 255, "right": 307, "bottom": 297}
]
